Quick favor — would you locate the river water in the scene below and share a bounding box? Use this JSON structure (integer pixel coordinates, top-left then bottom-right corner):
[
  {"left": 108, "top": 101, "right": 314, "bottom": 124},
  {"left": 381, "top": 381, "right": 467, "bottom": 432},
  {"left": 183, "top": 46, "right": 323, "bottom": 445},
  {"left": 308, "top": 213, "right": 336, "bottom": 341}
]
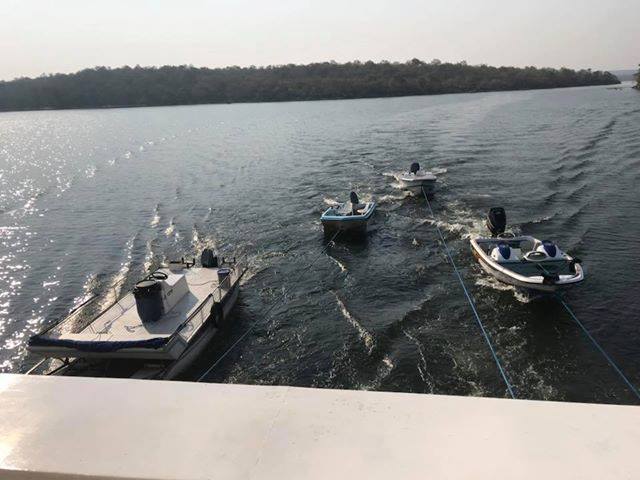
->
[{"left": 1, "top": 84, "right": 639, "bottom": 404}]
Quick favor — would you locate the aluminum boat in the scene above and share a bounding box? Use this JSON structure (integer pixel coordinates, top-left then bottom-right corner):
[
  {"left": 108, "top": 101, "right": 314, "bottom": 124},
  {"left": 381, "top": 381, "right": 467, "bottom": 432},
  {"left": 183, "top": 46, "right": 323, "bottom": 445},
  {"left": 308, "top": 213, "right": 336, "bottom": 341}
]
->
[
  {"left": 470, "top": 208, "right": 584, "bottom": 292},
  {"left": 321, "top": 191, "right": 376, "bottom": 235},
  {"left": 27, "top": 249, "right": 246, "bottom": 379}
]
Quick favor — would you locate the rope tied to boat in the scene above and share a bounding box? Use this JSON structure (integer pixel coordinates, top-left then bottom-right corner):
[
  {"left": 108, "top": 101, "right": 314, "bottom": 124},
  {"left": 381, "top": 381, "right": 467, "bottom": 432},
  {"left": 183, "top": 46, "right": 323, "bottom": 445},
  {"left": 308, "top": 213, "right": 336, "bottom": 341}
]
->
[
  {"left": 534, "top": 261, "right": 638, "bottom": 400},
  {"left": 197, "top": 229, "right": 341, "bottom": 382},
  {"left": 555, "top": 295, "right": 640, "bottom": 402},
  {"left": 421, "top": 187, "right": 516, "bottom": 399}
]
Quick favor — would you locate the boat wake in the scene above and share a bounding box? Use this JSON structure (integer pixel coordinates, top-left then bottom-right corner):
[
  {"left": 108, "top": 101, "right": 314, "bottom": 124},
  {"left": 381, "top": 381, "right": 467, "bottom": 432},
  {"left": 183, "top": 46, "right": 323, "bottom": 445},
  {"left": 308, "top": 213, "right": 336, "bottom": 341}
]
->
[
  {"left": 377, "top": 191, "right": 411, "bottom": 204},
  {"left": 333, "top": 291, "right": 375, "bottom": 355},
  {"left": 358, "top": 355, "right": 395, "bottom": 391},
  {"left": 164, "top": 218, "right": 176, "bottom": 236},
  {"left": 328, "top": 256, "right": 348, "bottom": 273},
  {"left": 474, "top": 276, "right": 533, "bottom": 304},
  {"left": 98, "top": 235, "right": 136, "bottom": 310},
  {"left": 403, "top": 328, "right": 434, "bottom": 391},
  {"left": 150, "top": 204, "right": 161, "bottom": 227}
]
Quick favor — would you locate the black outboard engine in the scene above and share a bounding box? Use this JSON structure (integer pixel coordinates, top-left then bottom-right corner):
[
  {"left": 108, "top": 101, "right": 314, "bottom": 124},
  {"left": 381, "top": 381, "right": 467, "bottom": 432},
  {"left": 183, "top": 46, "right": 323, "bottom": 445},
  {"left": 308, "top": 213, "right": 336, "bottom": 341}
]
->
[
  {"left": 486, "top": 207, "right": 507, "bottom": 237},
  {"left": 350, "top": 191, "right": 360, "bottom": 214},
  {"left": 134, "top": 278, "right": 164, "bottom": 323},
  {"left": 201, "top": 248, "right": 219, "bottom": 268},
  {"left": 410, "top": 162, "right": 420, "bottom": 174}
]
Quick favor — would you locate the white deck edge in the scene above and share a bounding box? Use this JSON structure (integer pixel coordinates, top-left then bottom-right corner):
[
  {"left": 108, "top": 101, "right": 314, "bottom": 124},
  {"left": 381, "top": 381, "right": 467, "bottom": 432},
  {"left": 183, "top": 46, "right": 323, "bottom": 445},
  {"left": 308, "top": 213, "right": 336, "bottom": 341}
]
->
[{"left": 0, "top": 374, "right": 637, "bottom": 480}]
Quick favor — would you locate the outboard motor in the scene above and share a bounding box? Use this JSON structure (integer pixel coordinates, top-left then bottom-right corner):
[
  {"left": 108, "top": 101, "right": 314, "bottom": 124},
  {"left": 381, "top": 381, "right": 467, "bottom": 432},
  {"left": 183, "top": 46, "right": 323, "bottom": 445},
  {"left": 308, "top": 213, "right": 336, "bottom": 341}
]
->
[
  {"left": 350, "top": 191, "right": 360, "bottom": 214},
  {"left": 201, "top": 248, "right": 219, "bottom": 268},
  {"left": 134, "top": 278, "right": 164, "bottom": 323},
  {"left": 410, "top": 162, "right": 420, "bottom": 174},
  {"left": 486, "top": 207, "right": 507, "bottom": 237}
]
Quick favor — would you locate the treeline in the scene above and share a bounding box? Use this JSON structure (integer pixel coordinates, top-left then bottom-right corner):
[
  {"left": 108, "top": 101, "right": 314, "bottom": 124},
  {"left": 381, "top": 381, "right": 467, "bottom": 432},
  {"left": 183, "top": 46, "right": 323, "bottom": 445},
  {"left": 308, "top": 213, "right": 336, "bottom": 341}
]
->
[{"left": 0, "top": 59, "right": 620, "bottom": 112}]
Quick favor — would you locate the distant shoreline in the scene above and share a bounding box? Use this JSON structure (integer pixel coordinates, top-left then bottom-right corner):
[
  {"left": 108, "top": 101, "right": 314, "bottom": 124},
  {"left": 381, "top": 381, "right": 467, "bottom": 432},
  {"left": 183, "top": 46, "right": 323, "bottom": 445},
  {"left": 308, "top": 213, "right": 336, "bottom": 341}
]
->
[
  {"left": 0, "top": 83, "right": 623, "bottom": 115},
  {"left": 0, "top": 60, "right": 621, "bottom": 113}
]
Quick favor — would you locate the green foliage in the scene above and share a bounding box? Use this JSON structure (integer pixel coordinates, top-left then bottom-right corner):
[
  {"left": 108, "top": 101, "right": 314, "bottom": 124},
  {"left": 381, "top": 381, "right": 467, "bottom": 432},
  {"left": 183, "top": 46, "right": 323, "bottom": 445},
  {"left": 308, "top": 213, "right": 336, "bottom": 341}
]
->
[{"left": 0, "top": 61, "right": 621, "bottom": 112}]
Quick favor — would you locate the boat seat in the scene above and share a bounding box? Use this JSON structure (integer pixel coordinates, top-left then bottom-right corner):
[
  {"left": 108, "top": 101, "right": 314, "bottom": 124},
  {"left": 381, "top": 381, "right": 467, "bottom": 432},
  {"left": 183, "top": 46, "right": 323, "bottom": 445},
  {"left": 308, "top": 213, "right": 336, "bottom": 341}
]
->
[
  {"left": 537, "top": 240, "right": 564, "bottom": 259},
  {"left": 491, "top": 244, "right": 521, "bottom": 263}
]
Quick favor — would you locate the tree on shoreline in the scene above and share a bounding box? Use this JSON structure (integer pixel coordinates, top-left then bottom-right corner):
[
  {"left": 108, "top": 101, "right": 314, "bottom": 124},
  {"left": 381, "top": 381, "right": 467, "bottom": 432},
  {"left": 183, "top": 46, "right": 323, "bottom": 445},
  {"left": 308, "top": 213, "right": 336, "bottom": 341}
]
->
[{"left": 0, "top": 60, "right": 621, "bottom": 112}]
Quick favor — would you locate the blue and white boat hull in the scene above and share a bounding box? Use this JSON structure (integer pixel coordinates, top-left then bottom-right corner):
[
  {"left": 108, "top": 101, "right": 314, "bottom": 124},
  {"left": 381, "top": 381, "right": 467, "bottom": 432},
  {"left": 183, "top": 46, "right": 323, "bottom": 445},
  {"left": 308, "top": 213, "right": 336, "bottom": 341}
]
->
[{"left": 321, "top": 202, "right": 376, "bottom": 234}]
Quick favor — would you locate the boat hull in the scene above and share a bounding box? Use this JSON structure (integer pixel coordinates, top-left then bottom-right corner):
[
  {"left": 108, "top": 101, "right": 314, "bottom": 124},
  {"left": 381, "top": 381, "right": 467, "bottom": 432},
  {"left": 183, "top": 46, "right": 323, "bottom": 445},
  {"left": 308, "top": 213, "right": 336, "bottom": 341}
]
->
[
  {"left": 470, "top": 238, "right": 584, "bottom": 293},
  {"left": 320, "top": 202, "right": 376, "bottom": 235},
  {"left": 162, "top": 282, "right": 240, "bottom": 380},
  {"left": 398, "top": 178, "right": 437, "bottom": 195},
  {"left": 473, "top": 251, "right": 559, "bottom": 292},
  {"left": 31, "top": 264, "right": 245, "bottom": 380},
  {"left": 321, "top": 218, "right": 371, "bottom": 233}
]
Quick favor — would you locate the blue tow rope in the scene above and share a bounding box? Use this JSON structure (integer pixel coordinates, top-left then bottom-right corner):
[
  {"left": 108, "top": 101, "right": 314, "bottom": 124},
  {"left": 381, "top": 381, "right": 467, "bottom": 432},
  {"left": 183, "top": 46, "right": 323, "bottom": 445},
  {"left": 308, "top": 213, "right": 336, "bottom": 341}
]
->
[
  {"left": 422, "top": 187, "right": 516, "bottom": 399},
  {"left": 556, "top": 296, "right": 640, "bottom": 402}
]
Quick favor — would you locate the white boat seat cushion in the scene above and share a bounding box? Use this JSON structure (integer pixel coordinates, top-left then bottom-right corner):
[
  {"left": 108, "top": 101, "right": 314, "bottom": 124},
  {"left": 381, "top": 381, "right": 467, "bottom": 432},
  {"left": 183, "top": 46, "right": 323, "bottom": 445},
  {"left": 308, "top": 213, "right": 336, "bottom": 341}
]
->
[
  {"left": 536, "top": 242, "right": 564, "bottom": 259},
  {"left": 491, "top": 245, "right": 521, "bottom": 263}
]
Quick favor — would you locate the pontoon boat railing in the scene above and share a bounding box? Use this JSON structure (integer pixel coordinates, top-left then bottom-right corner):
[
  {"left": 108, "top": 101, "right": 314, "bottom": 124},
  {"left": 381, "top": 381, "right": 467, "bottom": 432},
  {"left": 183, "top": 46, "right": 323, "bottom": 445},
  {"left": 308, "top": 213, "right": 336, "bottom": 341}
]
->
[
  {"left": 33, "top": 293, "right": 102, "bottom": 336},
  {"left": 175, "top": 259, "right": 248, "bottom": 335}
]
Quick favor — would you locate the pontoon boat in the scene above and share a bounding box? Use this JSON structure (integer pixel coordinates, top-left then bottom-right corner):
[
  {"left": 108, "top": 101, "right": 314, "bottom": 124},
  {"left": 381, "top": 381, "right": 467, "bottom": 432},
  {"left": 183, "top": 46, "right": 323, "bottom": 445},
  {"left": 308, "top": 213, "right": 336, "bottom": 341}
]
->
[{"left": 27, "top": 249, "right": 246, "bottom": 379}]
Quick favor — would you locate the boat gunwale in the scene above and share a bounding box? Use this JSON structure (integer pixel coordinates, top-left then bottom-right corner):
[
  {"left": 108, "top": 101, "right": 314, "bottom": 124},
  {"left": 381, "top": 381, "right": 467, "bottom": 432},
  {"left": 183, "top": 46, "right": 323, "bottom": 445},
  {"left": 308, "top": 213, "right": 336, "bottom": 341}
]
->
[
  {"left": 320, "top": 201, "right": 376, "bottom": 222},
  {"left": 397, "top": 172, "right": 437, "bottom": 183}
]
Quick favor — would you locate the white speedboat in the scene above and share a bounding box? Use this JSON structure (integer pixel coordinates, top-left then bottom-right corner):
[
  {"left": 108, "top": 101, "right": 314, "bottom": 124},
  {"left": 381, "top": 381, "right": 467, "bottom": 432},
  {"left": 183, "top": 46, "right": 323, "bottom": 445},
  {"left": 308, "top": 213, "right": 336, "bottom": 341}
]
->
[
  {"left": 321, "top": 191, "right": 376, "bottom": 235},
  {"left": 470, "top": 208, "right": 584, "bottom": 292},
  {"left": 27, "top": 249, "right": 246, "bottom": 379},
  {"left": 394, "top": 162, "right": 437, "bottom": 194}
]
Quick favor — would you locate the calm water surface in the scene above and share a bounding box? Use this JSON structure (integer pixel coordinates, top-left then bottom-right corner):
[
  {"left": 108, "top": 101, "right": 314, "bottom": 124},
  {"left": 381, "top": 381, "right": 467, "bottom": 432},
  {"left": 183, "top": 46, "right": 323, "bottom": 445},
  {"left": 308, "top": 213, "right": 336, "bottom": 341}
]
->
[{"left": 1, "top": 84, "right": 639, "bottom": 404}]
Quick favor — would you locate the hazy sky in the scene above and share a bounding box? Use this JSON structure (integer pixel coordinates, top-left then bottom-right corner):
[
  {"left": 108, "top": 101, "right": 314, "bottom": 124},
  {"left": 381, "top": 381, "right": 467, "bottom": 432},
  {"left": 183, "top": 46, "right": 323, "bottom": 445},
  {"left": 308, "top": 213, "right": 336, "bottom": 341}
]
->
[{"left": 0, "top": 0, "right": 637, "bottom": 80}]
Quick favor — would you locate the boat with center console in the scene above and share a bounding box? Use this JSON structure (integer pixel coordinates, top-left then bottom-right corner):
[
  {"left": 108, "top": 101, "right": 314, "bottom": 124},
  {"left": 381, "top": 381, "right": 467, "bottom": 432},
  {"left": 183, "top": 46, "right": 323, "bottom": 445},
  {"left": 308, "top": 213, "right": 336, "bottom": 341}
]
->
[
  {"left": 394, "top": 162, "right": 437, "bottom": 194},
  {"left": 27, "top": 249, "right": 246, "bottom": 379},
  {"left": 471, "top": 207, "right": 584, "bottom": 292}
]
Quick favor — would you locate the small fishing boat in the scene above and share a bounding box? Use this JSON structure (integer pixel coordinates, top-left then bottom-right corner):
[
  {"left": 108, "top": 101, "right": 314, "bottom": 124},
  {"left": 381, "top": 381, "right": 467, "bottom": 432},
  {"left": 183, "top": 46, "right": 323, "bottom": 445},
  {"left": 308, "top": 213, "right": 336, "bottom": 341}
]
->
[
  {"left": 321, "top": 191, "right": 376, "bottom": 234},
  {"left": 27, "top": 249, "right": 246, "bottom": 379},
  {"left": 470, "top": 207, "right": 584, "bottom": 292},
  {"left": 394, "top": 162, "right": 437, "bottom": 194}
]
